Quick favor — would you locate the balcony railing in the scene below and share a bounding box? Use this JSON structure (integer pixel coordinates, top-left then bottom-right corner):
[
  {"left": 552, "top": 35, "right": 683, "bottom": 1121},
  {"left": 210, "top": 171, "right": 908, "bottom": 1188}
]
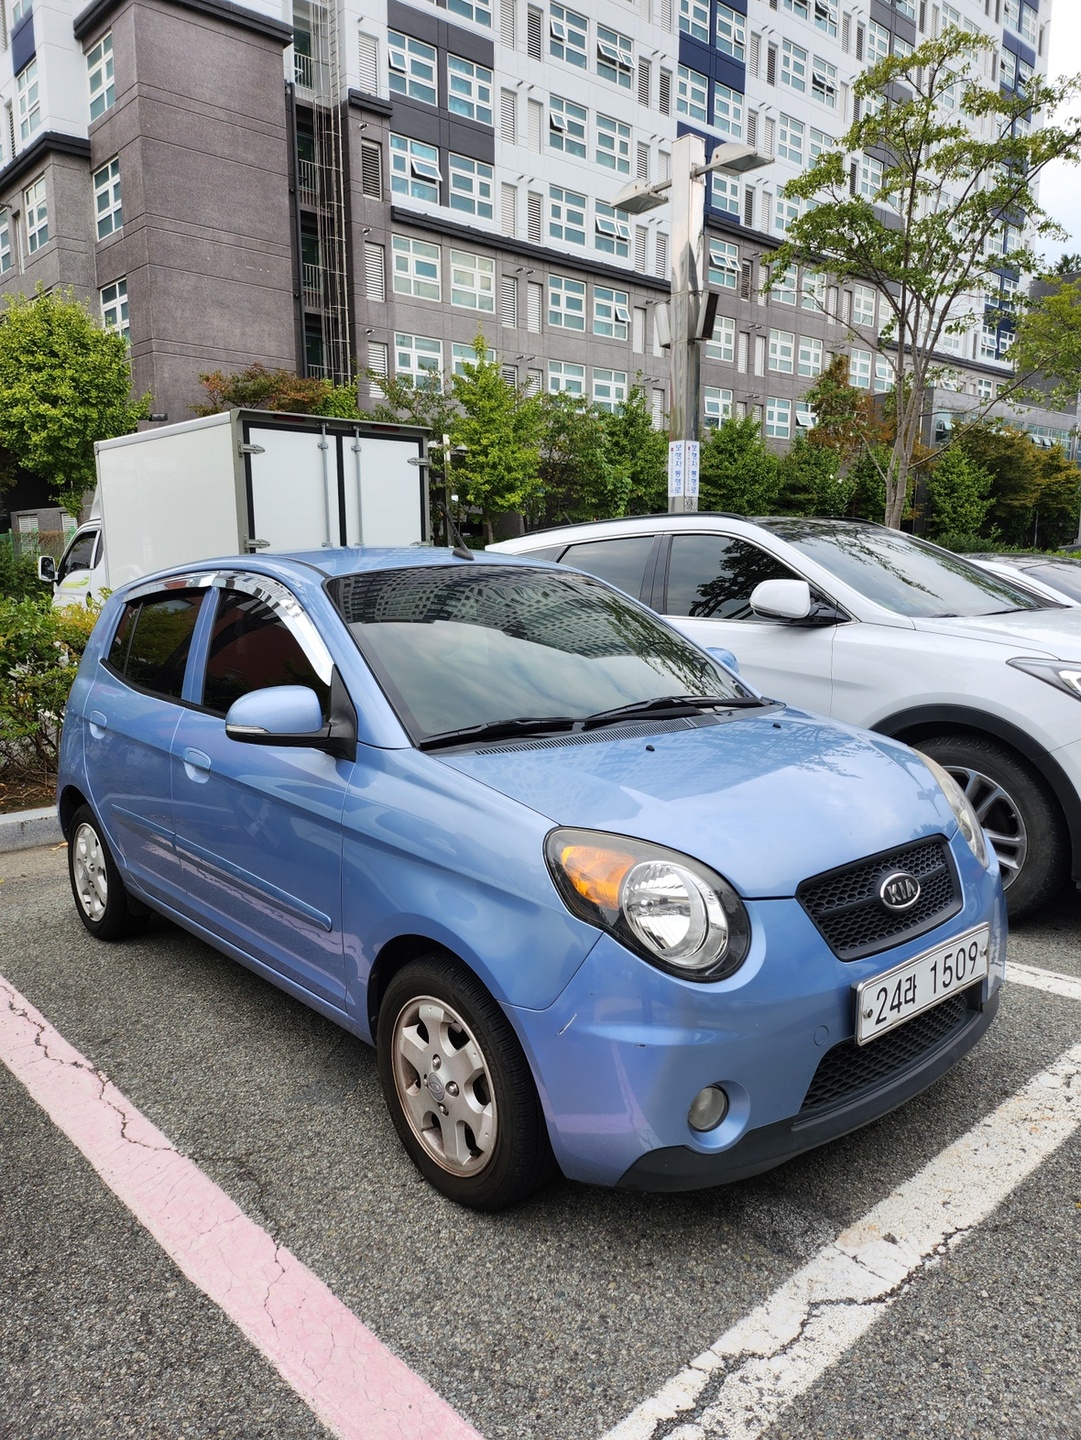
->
[
  {"left": 302, "top": 262, "right": 324, "bottom": 310},
  {"left": 297, "top": 158, "right": 320, "bottom": 207}
]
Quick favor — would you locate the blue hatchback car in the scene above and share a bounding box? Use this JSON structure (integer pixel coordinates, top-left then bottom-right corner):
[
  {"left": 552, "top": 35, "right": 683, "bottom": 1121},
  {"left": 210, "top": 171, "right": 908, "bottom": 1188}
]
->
[{"left": 57, "top": 549, "right": 1005, "bottom": 1209}]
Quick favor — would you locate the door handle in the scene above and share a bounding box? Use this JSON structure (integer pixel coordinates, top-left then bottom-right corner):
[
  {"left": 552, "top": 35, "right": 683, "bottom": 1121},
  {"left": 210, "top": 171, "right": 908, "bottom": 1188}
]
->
[
  {"left": 182, "top": 747, "right": 212, "bottom": 782},
  {"left": 89, "top": 710, "right": 107, "bottom": 739}
]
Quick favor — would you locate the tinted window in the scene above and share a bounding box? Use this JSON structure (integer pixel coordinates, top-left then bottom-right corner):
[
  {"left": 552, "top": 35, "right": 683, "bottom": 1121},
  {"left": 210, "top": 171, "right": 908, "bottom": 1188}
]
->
[
  {"left": 1027, "top": 563, "right": 1081, "bottom": 602},
  {"left": 666, "top": 535, "right": 805, "bottom": 619},
  {"left": 329, "top": 564, "right": 749, "bottom": 743},
  {"left": 58, "top": 531, "right": 97, "bottom": 580},
  {"left": 201, "top": 590, "right": 330, "bottom": 717},
  {"left": 559, "top": 536, "right": 655, "bottom": 598},
  {"left": 764, "top": 522, "right": 1046, "bottom": 617},
  {"left": 107, "top": 590, "right": 203, "bottom": 699}
]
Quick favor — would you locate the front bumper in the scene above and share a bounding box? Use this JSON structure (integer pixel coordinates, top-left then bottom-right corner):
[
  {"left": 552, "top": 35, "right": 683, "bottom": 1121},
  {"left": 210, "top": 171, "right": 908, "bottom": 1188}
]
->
[{"left": 509, "top": 842, "right": 1006, "bottom": 1190}]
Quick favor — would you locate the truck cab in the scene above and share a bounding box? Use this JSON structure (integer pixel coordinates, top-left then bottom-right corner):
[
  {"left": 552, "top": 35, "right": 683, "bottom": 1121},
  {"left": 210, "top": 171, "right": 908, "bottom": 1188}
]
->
[{"left": 40, "top": 520, "right": 106, "bottom": 608}]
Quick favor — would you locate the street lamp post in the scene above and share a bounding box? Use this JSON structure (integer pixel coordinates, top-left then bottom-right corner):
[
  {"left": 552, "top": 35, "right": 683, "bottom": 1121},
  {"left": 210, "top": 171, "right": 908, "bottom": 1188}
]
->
[{"left": 614, "top": 139, "right": 771, "bottom": 514}]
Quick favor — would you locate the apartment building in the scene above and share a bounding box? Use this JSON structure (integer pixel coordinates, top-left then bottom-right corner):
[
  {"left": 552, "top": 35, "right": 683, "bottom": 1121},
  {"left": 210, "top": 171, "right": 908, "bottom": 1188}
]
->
[{"left": 0, "top": 0, "right": 1062, "bottom": 447}]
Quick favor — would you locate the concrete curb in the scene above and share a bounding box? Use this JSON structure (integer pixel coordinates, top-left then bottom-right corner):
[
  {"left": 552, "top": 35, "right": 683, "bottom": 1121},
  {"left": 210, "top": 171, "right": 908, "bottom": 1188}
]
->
[{"left": 0, "top": 806, "right": 63, "bottom": 853}]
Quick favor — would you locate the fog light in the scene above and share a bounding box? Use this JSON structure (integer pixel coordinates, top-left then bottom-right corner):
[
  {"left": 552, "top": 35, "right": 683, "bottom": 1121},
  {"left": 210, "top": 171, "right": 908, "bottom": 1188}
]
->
[{"left": 688, "top": 1084, "right": 729, "bottom": 1133}]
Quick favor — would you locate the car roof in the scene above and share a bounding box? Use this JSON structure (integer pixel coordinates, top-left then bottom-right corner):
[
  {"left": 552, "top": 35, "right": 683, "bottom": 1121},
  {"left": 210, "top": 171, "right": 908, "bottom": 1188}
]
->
[{"left": 491, "top": 514, "right": 885, "bottom": 545}]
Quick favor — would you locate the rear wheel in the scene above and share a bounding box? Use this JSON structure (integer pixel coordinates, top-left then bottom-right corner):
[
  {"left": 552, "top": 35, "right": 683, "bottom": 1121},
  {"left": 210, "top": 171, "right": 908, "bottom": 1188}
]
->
[
  {"left": 67, "top": 805, "right": 147, "bottom": 940},
  {"left": 377, "top": 954, "right": 556, "bottom": 1210},
  {"left": 916, "top": 735, "right": 1068, "bottom": 920}
]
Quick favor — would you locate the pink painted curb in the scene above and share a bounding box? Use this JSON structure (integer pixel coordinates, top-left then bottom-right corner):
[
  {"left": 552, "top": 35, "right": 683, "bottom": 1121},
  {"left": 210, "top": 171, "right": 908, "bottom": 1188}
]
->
[{"left": 0, "top": 975, "right": 484, "bottom": 1440}]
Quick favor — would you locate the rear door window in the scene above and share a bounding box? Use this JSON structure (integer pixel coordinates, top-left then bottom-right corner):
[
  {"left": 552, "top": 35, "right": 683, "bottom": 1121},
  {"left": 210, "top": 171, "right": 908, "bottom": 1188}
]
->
[
  {"left": 558, "top": 535, "right": 656, "bottom": 600},
  {"left": 106, "top": 590, "right": 204, "bottom": 699},
  {"left": 665, "top": 535, "right": 808, "bottom": 620}
]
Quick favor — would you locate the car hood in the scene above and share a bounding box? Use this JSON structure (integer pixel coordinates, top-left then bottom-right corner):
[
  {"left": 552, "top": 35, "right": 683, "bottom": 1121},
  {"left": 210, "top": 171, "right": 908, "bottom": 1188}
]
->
[
  {"left": 437, "top": 710, "right": 957, "bottom": 897},
  {"left": 912, "top": 606, "right": 1081, "bottom": 657}
]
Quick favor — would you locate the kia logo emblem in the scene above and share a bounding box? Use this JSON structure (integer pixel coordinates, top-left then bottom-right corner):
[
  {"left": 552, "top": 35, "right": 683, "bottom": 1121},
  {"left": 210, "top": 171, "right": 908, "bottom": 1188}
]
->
[{"left": 878, "top": 870, "right": 921, "bottom": 912}]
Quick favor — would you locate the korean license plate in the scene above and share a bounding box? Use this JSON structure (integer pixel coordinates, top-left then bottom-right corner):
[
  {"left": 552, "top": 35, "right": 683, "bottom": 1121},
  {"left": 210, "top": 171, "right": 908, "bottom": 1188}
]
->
[{"left": 854, "top": 924, "right": 990, "bottom": 1046}]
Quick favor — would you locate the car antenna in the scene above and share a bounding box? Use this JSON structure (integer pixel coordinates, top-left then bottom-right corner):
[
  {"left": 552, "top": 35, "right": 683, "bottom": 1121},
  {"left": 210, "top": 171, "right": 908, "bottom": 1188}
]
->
[{"left": 439, "top": 502, "right": 475, "bottom": 561}]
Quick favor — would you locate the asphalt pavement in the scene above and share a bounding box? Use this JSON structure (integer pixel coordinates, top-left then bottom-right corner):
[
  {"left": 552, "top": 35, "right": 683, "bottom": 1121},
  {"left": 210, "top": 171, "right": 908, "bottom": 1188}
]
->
[{"left": 1, "top": 842, "right": 1078, "bottom": 1440}]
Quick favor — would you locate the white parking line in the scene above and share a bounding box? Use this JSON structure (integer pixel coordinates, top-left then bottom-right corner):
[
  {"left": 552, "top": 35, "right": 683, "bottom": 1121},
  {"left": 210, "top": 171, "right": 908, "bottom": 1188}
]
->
[{"left": 602, "top": 967, "right": 1081, "bottom": 1440}]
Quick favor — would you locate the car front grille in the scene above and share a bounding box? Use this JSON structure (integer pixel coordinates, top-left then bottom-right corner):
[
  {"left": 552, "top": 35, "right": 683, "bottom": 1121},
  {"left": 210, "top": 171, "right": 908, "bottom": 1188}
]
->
[
  {"left": 797, "top": 837, "right": 962, "bottom": 962},
  {"left": 798, "top": 985, "right": 979, "bottom": 1117}
]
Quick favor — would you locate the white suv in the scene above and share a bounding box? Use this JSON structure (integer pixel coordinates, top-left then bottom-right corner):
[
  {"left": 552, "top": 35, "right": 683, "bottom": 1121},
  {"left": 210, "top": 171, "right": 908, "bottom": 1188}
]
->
[{"left": 490, "top": 515, "right": 1081, "bottom": 919}]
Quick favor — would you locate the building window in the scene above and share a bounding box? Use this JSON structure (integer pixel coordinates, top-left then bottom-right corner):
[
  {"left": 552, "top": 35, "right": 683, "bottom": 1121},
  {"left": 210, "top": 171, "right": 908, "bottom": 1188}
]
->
[
  {"left": 11, "top": 0, "right": 31, "bottom": 23},
  {"left": 452, "top": 341, "right": 495, "bottom": 372},
  {"left": 448, "top": 153, "right": 493, "bottom": 218},
  {"left": 597, "top": 25, "right": 632, "bottom": 88},
  {"left": 16, "top": 59, "right": 40, "bottom": 142},
  {"left": 874, "top": 355, "right": 893, "bottom": 392},
  {"left": 550, "top": 186, "right": 586, "bottom": 246},
  {"left": 706, "top": 315, "right": 736, "bottom": 363},
  {"left": 550, "top": 3, "right": 587, "bottom": 68},
  {"left": 87, "top": 32, "right": 115, "bottom": 122},
  {"left": 93, "top": 157, "right": 123, "bottom": 240},
  {"left": 447, "top": 0, "right": 492, "bottom": 27},
  {"left": 0, "top": 211, "right": 10, "bottom": 273},
  {"left": 593, "top": 368, "right": 628, "bottom": 412},
  {"left": 859, "top": 155, "right": 882, "bottom": 198},
  {"left": 549, "top": 96, "right": 587, "bottom": 158},
  {"left": 775, "top": 195, "right": 802, "bottom": 233},
  {"left": 853, "top": 284, "right": 876, "bottom": 327},
  {"left": 798, "top": 335, "right": 823, "bottom": 377},
  {"left": 801, "top": 271, "right": 825, "bottom": 312},
  {"left": 716, "top": 4, "right": 745, "bottom": 61},
  {"left": 812, "top": 55, "right": 837, "bottom": 106},
  {"left": 448, "top": 55, "right": 494, "bottom": 126},
  {"left": 777, "top": 113, "right": 804, "bottom": 165},
  {"left": 596, "top": 114, "right": 631, "bottom": 174},
  {"left": 781, "top": 41, "right": 808, "bottom": 92},
  {"left": 392, "top": 234, "right": 441, "bottom": 301},
  {"left": 548, "top": 273, "right": 586, "bottom": 330},
  {"left": 867, "top": 20, "right": 890, "bottom": 63},
  {"left": 765, "top": 397, "right": 792, "bottom": 438},
  {"left": 814, "top": 0, "right": 838, "bottom": 36},
  {"left": 389, "top": 135, "right": 440, "bottom": 203},
  {"left": 678, "top": 0, "right": 709, "bottom": 43},
  {"left": 712, "top": 173, "right": 740, "bottom": 216},
  {"left": 394, "top": 332, "right": 444, "bottom": 385},
  {"left": 594, "top": 202, "right": 629, "bottom": 257},
  {"left": 850, "top": 348, "right": 872, "bottom": 388},
  {"left": 100, "top": 277, "right": 128, "bottom": 339},
  {"left": 24, "top": 176, "right": 47, "bottom": 254},
  {"left": 676, "top": 65, "right": 708, "bottom": 123},
  {"left": 387, "top": 31, "right": 437, "bottom": 105},
  {"left": 773, "top": 263, "right": 798, "bottom": 305},
  {"left": 549, "top": 360, "right": 585, "bottom": 395},
  {"left": 768, "top": 329, "right": 795, "bottom": 374},
  {"left": 593, "top": 284, "right": 630, "bottom": 339},
  {"left": 713, "top": 84, "right": 743, "bottom": 140},
  {"left": 704, "top": 387, "right": 733, "bottom": 425},
  {"left": 809, "top": 127, "right": 833, "bottom": 160},
  {"left": 450, "top": 249, "right": 495, "bottom": 311},
  {"left": 708, "top": 240, "right": 739, "bottom": 290}
]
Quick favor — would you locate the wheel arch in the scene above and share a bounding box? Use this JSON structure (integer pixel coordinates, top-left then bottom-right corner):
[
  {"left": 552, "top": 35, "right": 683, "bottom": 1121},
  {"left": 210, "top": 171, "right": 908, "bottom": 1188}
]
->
[
  {"left": 365, "top": 933, "right": 469, "bottom": 1042},
  {"left": 873, "top": 704, "right": 1081, "bottom": 881},
  {"left": 58, "top": 784, "right": 90, "bottom": 840}
]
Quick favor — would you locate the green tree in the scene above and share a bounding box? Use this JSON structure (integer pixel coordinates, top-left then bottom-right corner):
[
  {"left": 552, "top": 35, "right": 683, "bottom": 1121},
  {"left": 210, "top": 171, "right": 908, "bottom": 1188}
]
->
[
  {"left": 603, "top": 386, "right": 668, "bottom": 515},
  {"left": 0, "top": 287, "right": 150, "bottom": 515},
  {"left": 771, "top": 27, "right": 1081, "bottom": 529},
  {"left": 194, "top": 362, "right": 359, "bottom": 416},
  {"left": 803, "top": 354, "right": 885, "bottom": 472},
  {"left": 535, "top": 391, "right": 621, "bottom": 526},
  {"left": 698, "top": 417, "right": 781, "bottom": 514},
  {"left": 924, "top": 446, "right": 994, "bottom": 549},
  {"left": 778, "top": 435, "right": 855, "bottom": 516},
  {"left": 448, "top": 339, "right": 542, "bottom": 542},
  {"left": 956, "top": 422, "right": 1081, "bottom": 549},
  {"left": 1009, "top": 277, "right": 1081, "bottom": 413}
]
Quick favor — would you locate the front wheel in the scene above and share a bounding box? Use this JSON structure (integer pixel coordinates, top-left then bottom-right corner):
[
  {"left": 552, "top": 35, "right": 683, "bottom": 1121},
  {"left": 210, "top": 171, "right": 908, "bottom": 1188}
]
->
[
  {"left": 377, "top": 954, "right": 556, "bottom": 1210},
  {"left": 67, "top": 805, "right": 147, "bottom": 941},
  {"left": 916, "top": 735, "right": 1068, "bottom": 920}
]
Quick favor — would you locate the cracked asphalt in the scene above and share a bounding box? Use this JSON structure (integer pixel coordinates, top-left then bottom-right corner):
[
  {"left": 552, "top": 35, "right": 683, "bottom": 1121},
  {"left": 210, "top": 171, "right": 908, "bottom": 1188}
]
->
[{"left": 1, "top": 843, "right": 1079, "bottom": 1440}]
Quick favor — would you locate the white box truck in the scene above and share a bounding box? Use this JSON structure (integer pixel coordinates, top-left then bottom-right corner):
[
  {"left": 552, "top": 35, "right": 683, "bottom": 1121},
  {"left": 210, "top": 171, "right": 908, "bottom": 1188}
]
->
[{"left": 40, "top": 409, "right": 430, "bottom": 606}]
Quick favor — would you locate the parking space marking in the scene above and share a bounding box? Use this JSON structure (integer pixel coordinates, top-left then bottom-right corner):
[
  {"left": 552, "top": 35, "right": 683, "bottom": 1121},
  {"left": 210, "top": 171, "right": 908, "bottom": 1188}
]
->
[
  {"left": 602, "top": 1040, "right": 1081, "bottom": 1440},
  {"left": 1005, "top": 960, "right": 1081, "bottom": 1002},
  {"left": 0, "top": 975, "right": 482, "bottom": 1440}
]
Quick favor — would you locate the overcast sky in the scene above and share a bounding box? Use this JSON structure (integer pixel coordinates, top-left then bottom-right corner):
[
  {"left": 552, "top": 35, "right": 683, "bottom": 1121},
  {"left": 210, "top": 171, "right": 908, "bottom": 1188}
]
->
[{"left": 1036, "top": 1, "right": 1081, "bottom": 267}]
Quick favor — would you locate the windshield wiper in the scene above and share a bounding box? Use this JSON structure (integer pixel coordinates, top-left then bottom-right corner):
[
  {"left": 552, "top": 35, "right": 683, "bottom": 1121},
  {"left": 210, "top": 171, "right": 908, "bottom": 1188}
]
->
[
  {"left": 419, "top": 715, "right": 577, "bottom": 751},
  {"left": 581, "top": 694, "right": 770, "bottom": 729}
]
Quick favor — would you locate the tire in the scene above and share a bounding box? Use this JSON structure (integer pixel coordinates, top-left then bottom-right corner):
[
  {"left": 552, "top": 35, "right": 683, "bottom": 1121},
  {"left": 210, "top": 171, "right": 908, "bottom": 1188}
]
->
[
  {"left": 67, "top": 805, "right": 148, "bottom": 941},
  {"left": 916, "top": 734, "right": 1068, "bottom": 920},
  {"left": 377, "top": 954, "right": 556, "bottom": 1210}
]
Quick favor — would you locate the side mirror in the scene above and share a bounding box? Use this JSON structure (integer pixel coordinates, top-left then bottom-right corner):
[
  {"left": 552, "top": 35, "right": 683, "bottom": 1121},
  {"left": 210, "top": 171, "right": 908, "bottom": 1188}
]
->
[
  {"left": 707, "top": 646, "right": 740, "bottom": 674},
  {"left": 751, "top": 578, "right": 812, "bottom": 621},
  {"left": 225, "top": 685, "right": 328, "bottom": 746},
  {"left": 38, "top": 555, "right": 56, "bottom": 584}
]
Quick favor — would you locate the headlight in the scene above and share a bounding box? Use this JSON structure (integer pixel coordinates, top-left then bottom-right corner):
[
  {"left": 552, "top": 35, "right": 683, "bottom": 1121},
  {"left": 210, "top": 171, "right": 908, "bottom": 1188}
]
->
[
  {"left": 918, "top": 753, "right": 989, "bottom": 868},
  {"left": 545, "top": 828, "right": 751, "bottom": 981},
  {"left": 1008, "top": 656, "right": 1081, "bottom": 700}
]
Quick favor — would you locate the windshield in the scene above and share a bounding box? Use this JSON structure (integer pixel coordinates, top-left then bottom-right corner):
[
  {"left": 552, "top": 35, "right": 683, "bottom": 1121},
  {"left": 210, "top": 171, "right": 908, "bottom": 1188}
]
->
[
  {"left": 328, "top": 564, "right": 752, "bottom": 744},
  {"left": 761, "top": 522, "right": 1048, "bottom": 618}
]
